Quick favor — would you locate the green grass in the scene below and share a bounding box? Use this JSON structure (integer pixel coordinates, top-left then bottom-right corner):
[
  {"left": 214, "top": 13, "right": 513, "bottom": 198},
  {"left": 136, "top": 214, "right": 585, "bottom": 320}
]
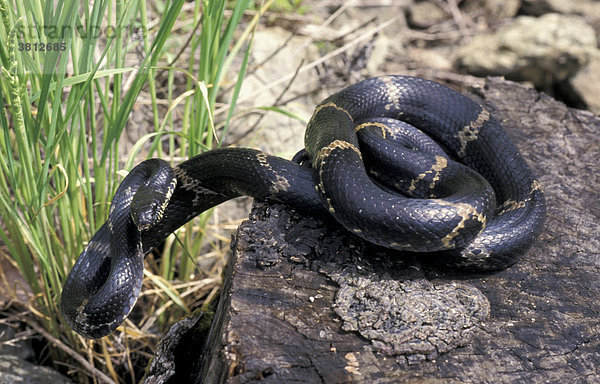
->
[{"left": 0, "top": 0, "right": 268, "bottom": 381}]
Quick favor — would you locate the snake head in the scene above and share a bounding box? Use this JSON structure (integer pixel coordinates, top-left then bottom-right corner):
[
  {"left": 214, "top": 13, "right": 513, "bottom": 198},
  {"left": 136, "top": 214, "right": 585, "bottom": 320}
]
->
[
  {"left": 130, "top": 190, "right": 164, "bottom": 231},
  {"left": 131, "top": 182, "right": 176, "bottom": 232},
  {"left": 128, "top": 161, "right": 177, "bottom": 232}
]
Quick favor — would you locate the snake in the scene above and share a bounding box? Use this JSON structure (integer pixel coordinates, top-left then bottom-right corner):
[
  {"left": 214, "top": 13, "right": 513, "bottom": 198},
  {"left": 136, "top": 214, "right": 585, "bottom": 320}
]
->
[{"left": 60, "top": 75, "right": 546, "bottom": 338}]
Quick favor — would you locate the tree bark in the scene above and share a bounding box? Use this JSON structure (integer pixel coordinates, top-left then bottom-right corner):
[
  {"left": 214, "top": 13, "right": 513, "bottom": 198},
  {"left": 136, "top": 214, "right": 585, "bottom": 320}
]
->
[{"left": 196, "top": 77, "right": 600, "bottom": 383}]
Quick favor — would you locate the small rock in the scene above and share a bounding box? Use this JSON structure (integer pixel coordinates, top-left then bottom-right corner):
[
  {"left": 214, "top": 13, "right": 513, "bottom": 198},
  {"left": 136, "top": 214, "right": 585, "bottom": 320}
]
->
[
  {"left": 462, "top": 0, "right": 521, "bottom": 19},
  {"left": 407, "top": 1, "right": 448, "bottom": 29},
  {"left": 0, "top": 324, "right": 35, "bottom": 360},
  {"left": 568, "top": 52, "right": 600, "bottom": 114},
  {"left": 409, "top": 48, "right": 454, "bottom": 72},
  {"left": 521, "top": 0, "right": 600, "bottom": 18},
  {"left": 0, "top": 355, "right": 73, "bottom": 384},
  {"left": 455, "top": 13, "right": 597, "bottom": 88}
]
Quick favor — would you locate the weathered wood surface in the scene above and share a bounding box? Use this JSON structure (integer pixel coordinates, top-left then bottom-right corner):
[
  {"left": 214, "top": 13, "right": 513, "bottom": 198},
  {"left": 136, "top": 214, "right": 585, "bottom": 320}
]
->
[{"left": 198, "top": 77, "right": 600, "bottom": 383}]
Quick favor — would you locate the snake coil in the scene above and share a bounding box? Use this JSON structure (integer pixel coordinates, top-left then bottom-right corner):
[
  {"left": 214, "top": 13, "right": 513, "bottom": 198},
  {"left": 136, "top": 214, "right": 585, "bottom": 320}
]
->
[{"left": 61, "top": 76, "right": 546, "bottom": 338}]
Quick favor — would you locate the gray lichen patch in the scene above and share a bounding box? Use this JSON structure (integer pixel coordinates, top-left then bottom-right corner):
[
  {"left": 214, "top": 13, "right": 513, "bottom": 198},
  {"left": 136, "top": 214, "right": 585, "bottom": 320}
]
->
[{"left": 331, "top": 273, "right": 490, "bottom": 363}]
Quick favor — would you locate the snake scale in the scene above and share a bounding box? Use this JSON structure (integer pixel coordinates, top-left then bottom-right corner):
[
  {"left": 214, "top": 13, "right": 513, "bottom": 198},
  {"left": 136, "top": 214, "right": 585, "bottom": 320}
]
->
[{"left": 61, "top": 75, "right": 546, "bottom": 338}]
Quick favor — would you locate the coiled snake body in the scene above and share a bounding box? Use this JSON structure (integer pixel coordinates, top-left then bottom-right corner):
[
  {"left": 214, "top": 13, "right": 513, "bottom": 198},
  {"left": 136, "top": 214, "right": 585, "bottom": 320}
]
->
[{"left": 61, "top": 76, "right": 546, "bottom": 338}]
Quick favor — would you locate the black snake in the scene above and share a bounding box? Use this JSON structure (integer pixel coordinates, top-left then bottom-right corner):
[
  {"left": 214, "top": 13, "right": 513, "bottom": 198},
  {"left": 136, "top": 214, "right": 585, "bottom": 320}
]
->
[{"left": 60, "top": 75, "right": 546, "bottom": 338}]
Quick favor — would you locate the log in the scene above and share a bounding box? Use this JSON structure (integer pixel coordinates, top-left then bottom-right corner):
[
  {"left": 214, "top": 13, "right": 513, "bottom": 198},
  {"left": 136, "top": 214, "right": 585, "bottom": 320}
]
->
[{"left": 189, "top": 77, "right": 600, "bottom": 383}]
